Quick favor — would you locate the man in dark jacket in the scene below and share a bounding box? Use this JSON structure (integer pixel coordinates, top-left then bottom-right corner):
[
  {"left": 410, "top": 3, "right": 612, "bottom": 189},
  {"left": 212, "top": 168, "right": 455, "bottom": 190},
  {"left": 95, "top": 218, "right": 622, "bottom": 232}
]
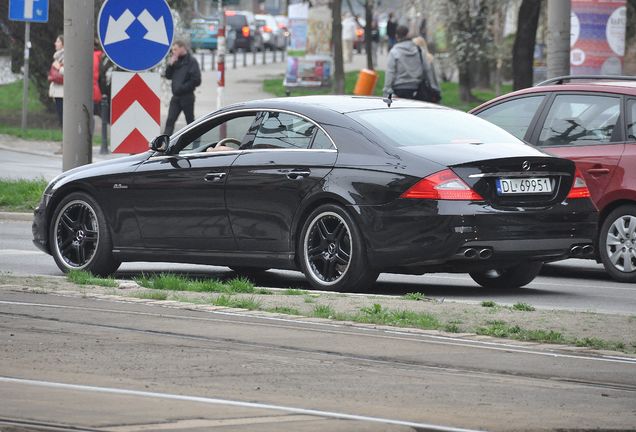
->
[{"left": 163, "top": 40, "right": 201, "bottom": 135}]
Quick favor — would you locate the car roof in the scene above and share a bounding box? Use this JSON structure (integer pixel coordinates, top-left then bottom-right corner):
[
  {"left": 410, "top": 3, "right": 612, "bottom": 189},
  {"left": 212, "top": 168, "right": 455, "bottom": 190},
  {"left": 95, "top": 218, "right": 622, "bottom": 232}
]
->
[
  {"left": 470, "top": 79, "right": 636, "bottom": 113},
  {"left": 225, "top": 95, "right": 445, "bottom": 114}
]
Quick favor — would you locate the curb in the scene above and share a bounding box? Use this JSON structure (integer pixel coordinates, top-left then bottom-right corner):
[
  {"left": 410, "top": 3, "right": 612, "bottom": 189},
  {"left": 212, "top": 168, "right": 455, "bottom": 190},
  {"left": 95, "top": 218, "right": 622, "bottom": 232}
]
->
[{"left": 0, "top": 211, "right": 33, "bottom": 222}]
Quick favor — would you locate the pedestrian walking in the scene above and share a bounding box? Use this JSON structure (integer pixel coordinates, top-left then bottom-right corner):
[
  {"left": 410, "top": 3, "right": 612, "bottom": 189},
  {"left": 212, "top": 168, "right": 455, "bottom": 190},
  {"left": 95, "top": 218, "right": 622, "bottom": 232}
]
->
[
  {"left": 370, "top": 19, "right": 380, "bottom": 67},
  {"left": 92, "top": 39, "right": 103, "bottom": 118},
  {"left": 383, "top": 25, "right": 439, "bottom": 101},
  {"left": 386, "top": 12, "right": 398, "bottom": 51},
  {"left": 342, "top": 13, "right": 357, "bottom": 64},
  {"left": 163, "top": 40, "right": 201, "bottom": 136},
  {"left": 412, "top": 36, "right": 441, "bottom": 103},
  {"left": 47, "top": 35, "right": 64, "bottom": 130}
]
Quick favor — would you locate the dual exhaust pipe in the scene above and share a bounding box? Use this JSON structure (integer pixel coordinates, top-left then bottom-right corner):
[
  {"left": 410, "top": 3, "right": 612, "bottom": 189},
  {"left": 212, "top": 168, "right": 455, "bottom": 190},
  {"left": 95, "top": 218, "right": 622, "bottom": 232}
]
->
[
  {"left": 461, "top": 247, "right": 493, "bottom": 260},
  {"left": 570, "top": 244, "right": 595, "bottom": 257}
]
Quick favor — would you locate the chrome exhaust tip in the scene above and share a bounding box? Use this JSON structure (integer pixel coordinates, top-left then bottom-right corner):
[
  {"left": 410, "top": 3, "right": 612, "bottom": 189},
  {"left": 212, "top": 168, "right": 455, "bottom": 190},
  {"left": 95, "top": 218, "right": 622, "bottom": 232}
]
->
[
  {"left": 582, "top": 245, "right": 594, "bottom": 256},
  {"left": 463, "top": 248, "right": 477, "bottom": 259},
  {"left": 478, "top": 248, "right": 493, "bottom": 260},
  {"left": 570, "top": 245, "right": 582, "bottom": 256}
]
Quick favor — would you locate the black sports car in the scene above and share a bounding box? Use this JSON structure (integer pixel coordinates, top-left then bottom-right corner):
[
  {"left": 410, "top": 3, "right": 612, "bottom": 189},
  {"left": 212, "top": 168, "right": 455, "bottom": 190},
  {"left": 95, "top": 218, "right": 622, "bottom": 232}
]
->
[{"left": 33, "top": 96, "right": 598, "bottom": 291}]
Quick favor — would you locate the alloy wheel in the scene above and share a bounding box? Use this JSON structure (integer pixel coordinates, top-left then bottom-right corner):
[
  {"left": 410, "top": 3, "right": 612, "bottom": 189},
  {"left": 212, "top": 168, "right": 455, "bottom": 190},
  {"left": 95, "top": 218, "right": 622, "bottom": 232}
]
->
[
  {"left": 304, "top": 212, "right": 352, "bottom": 286},
  {"left": 605, "top": 215, "right": 636, "bottom": 273},
  {"left": 54, "top": 200, "right": 99, "bottom": 269}
]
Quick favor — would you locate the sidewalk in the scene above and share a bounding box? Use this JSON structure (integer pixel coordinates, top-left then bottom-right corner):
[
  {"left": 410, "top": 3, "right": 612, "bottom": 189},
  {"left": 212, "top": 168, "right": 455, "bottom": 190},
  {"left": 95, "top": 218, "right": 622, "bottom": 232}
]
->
[{"left": 0, "top": 50, "right": 387, "bottom": 160}]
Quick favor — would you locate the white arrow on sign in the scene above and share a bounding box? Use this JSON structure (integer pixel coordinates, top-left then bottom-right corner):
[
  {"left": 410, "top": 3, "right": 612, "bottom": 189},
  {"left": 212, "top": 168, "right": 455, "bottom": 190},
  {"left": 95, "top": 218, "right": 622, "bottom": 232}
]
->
[
  {"left": 137, "top": 9, "right": 170, "bottom": 45},
  {"left": 104, "top": 9, "right": 135, "bottom": 45}
]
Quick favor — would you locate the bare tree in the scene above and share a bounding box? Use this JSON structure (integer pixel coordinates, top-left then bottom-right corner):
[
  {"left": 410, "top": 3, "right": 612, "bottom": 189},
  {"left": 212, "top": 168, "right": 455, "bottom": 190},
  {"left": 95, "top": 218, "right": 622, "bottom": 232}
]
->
[
  {"left": 513, "top": 0, "right": 541, "bottom": 90},
  {"left": 331, "top": 0, "right": 345, "bottom": 94}
]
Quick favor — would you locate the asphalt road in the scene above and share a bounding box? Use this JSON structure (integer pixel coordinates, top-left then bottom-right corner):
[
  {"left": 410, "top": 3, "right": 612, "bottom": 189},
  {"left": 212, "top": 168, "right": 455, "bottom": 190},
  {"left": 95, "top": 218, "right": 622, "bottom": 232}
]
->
[
  {"left": 2, "top": 218, "right": 635, "bottom": 315},
  {"left": 1, "top": 288, "right": 635, "bottom": 431}
]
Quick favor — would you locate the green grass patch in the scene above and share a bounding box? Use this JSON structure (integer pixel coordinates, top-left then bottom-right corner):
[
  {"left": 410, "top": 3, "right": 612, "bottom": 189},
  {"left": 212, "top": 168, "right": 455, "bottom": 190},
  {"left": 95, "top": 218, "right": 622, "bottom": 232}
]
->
[
  {"left": 303, "top": 296, "right": 315, "bottom": 304},
  {"left": 575, "top": 337, "right": 625, "bottom": 352},
  {"left": 211, "top": 294, "right": 261, "bottom": 310},
  {"left": 0, "top": 125, "right": 62, "bottom": 142},
  {"left": 481, "top": 300, "right": 497, "bottom": 308},
  {"left": 403, "top": 292, "right": 426, "bottom": 301},
  {"left": 131, "top": 291, "right": 168, "bottom": 300},
  {"left": 513, "top": 302, "right": 536, "bottom": 312},
  {"left": 66, "top": 270, "right": 118, "bottom": 288},
  {"left": 269, "top": 306, "right": 301, "bottom": 315},
  {"left": 312, "top": 304, "right": 336, "bottom": 319},
  {"left": 0, "top": 80, "right": 46, "bottom": 113},
  {"left": 263, "top": 72, "right": 511, "bottom": 111},
  {"left": 477, "top": 320, "right": 565, "bottom": 343},
  {"left": 134, "top": 273, "right": 254, "bottom": 294},
  {"left": 283, "top": 288, "right": 308, "bottom": 296},
  {"left": 0, "top": 178, "right": 48, "bottom": 212},
  {"left": 354, "top": 304, "right": 439, "bottom": 330}
]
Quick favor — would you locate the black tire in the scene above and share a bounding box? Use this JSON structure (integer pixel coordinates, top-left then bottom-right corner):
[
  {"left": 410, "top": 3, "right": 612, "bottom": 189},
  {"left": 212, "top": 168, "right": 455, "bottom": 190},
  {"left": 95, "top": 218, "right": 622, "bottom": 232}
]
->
[
  {"left": 229, "top": 266, "right": 269, "bottom": 276},
  {"left": 599, "top": 205, "right": 636, "bottom": 283},
  {"left": 299, "top": 204, "right": 378, "bottom": 292},
  {"left": 469, "top": 262, "right": 543, "bottom": 289},
  {"left": 49, "top": 192, "right": 120, "bottom": 277}
]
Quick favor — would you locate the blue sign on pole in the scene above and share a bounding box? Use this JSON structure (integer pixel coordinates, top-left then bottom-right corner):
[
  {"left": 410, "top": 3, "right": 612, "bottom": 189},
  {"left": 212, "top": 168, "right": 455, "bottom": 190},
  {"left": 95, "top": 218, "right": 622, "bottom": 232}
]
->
[
  {"left": 9, "top": 0, "right": 49, "bottom": 23},
  {"left": 98, "top": 0, "right": 174, "bottom": 72}
]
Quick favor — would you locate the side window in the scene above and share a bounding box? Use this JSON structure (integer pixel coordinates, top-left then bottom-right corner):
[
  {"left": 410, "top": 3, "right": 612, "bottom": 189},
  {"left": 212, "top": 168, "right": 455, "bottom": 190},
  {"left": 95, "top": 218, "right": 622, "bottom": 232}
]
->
[
  {"left": 628, "top": 99, "right": 636, "bottom": 140},
  {"left": 251, "top": 112, "right": 317, "bottom": 150},
  {"left": 476, "top": 95, "right": 545, "bottom": 140},
  {"left": 178, "top": 113, "right": 257, "bottom": 154},
  {"left": 537, "top": 94, "right": 621, "bottom": 147},
  {"left": 311, "top": 129, "right": 334, "bottom": 149}
]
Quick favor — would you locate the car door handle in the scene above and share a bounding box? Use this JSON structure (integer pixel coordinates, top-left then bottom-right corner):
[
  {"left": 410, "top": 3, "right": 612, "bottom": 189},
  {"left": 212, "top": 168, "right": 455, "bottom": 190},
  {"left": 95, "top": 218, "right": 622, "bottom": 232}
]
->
[
  {"left": 204, "top": 172, "right": 226, "bottom": 182},
  {"left": 286, "top": 169, "right": 311, "bottom": 180},
  {"left": 587, "top": 168, "right": 610, "bottom": 176}
]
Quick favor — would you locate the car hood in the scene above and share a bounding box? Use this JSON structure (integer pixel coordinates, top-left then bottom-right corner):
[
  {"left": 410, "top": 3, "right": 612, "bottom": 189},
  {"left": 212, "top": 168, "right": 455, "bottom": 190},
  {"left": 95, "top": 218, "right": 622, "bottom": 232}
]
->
[{"left": 399, "top": 141, "right": 550, "bottom": 166}]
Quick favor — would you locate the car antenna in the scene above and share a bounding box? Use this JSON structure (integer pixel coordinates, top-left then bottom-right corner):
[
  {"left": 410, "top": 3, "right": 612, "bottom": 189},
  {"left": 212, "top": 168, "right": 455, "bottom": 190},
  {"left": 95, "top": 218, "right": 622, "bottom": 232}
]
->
[{"left": 383, "top": 93, "right": 393, "bottom": 108}]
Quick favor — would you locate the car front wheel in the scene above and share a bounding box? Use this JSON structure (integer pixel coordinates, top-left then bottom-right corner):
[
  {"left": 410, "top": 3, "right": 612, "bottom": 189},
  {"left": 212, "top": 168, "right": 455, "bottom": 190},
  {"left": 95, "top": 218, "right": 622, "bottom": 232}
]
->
[
  {"left": 299, "top": 204, "right": 378, "bottom": 292},
  {"left": 599, "top": 205, "right": 636, "bottom": 283},
  {"left": 49, "top": 192, "right": 120, "bottom": 277},
  {"left": 469, "top": 262, "right": 543, "bottom": 289}
]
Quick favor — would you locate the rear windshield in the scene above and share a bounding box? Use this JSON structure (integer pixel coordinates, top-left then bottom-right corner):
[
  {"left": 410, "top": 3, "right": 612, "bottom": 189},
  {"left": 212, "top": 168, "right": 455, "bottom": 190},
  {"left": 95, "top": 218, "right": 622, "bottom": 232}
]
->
[
  {"left": 227, "top": 15, "right": 248, "bottom": 28},
  {"left": 347, "top": 108, "right": 524, "bottom": 147}
]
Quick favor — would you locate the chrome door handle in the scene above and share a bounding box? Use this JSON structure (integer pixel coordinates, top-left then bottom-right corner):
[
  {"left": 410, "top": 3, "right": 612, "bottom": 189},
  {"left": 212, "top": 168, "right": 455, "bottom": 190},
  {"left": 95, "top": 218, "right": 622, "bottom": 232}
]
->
[
  {"left": 204, "top": 172, "right": 226, "bottom": 182},
  {"left": 286, "top": 170, "right": 311, "bottom": 180}
]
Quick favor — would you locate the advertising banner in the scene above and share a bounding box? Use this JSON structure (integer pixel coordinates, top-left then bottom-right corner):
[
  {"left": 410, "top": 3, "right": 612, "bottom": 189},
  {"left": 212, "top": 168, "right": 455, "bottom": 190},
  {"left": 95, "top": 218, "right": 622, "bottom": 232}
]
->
[{"left": 570, "top": 0, "right": 626, "bottom": 75}]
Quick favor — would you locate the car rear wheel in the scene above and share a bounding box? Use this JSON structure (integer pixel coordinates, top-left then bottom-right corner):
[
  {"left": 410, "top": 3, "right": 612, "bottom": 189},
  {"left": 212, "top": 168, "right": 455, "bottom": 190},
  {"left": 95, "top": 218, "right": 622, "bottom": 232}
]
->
[
  {"left": 49, "top": 192, "right": 120, "bottom": 277},
  {"left": 599, "top": 205, "right": 636, "bottom": 283},
  {"left": 469, "top": 262, "right": 543, "bottom": 289},
  {"left": 299, "top": 204, "right": 378, "bottom": 292}
]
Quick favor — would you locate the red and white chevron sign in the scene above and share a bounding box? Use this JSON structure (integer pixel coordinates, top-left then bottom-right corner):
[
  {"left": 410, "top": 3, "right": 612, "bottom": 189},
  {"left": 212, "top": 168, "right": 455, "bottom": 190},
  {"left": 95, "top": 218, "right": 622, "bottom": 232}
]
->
[{"left": 111, "top": 72, "right": 160, "bottom": 154}]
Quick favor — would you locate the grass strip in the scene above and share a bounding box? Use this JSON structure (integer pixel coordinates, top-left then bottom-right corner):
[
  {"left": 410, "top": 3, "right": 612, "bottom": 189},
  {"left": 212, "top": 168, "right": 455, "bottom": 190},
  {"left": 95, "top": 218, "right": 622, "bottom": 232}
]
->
[
  {"left": 67, "top": 270, "right": 118, "bottom": 288},
  {"left": 134, "top": 273, "right": 254, "bottom": 294},
  {"left": 0, "top": 178, "right": 48, "bottom": 212}
]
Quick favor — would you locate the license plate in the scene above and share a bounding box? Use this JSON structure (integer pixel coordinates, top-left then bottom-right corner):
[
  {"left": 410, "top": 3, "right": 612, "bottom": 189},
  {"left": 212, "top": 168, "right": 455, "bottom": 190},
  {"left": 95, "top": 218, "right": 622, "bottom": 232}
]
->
[{"left": 496, "top": 178, "right": 553, "bottom": 195}]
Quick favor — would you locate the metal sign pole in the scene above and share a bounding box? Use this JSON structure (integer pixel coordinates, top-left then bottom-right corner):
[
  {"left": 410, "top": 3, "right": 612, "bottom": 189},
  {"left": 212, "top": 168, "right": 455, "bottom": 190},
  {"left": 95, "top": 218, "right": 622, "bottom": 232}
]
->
[{"left": 21, "top": 21, "right": 30, "bottom": 129}]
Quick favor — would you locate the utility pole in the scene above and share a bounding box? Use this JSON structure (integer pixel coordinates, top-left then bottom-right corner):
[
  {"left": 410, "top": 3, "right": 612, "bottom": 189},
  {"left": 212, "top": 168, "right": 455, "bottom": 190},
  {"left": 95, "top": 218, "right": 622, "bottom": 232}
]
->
[
  {"left": 63, "top": 0, "right": 94, "bottom": 171},
  {"left": 547, "top": 0, "right": 570, "bottom": 79},
  {"left": 217, "top": 0, "right": 225, "bottom": 109},
  {"left": 21, "top": 22, "right": 30, "bottom": 129}
]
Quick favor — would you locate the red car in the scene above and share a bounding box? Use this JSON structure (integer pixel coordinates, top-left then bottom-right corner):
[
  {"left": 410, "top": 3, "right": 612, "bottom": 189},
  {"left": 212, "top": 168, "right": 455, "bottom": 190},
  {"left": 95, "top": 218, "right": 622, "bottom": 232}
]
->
[{"left": 471, "top": 76, "right": 636, "bottom": 283}]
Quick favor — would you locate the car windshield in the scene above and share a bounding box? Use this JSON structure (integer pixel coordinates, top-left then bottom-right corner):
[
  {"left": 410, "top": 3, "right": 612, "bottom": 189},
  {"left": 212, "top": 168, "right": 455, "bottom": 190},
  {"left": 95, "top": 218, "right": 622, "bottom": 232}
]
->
[{"left": 348, "top": 108, "right": 524, "bottom": 147}]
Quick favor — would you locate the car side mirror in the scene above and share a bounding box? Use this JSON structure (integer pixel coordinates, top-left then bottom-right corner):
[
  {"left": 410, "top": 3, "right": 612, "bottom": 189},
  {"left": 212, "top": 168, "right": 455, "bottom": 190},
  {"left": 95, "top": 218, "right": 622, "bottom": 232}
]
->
[{"left": 150, "top": 135, "right": 170, "bottom": 153}]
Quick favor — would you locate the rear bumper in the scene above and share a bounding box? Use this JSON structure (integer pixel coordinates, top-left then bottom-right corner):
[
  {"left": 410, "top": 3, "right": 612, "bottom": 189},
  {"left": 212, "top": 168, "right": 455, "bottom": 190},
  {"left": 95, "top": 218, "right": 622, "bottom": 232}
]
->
[{"left": 355, "top": 198, "right": 598, "bottom": 272}]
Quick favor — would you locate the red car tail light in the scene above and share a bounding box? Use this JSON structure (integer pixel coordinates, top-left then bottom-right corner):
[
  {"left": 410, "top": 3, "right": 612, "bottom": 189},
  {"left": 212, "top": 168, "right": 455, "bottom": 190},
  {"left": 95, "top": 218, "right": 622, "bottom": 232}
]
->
[
  {"left": 261, "top": 25, "right": 272, "bottom": 33},
  {"left": 567, "top": 168, "right": 591, "bottom": 199},
  {"left": 242, "top": 26, "right": 250, "bottom": 37},
  {"left": 401, "top": 169, "right": 484, "bottom": 201}
]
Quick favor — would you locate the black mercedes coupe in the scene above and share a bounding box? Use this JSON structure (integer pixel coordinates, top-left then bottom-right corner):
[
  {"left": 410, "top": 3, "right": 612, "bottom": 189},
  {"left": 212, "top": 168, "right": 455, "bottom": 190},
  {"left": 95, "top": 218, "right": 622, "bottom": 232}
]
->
[{"left": 33, "top": 96, "right": 597, "bottom": 291}]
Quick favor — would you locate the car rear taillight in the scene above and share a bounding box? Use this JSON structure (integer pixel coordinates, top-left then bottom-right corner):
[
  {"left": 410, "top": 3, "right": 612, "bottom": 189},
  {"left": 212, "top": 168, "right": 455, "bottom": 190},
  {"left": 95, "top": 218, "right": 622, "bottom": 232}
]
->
[
  {"left": 242, "top": 26, "right": 250, "bottom": 37},
  {"left": 566, "top": 168, "right": 591, "bottom": 199},
  {"left": 401, "top": 169, "right": 484, "bottom": 201},
  {"left": 261, "top": 25, "right": 272, "bottom": 33}
]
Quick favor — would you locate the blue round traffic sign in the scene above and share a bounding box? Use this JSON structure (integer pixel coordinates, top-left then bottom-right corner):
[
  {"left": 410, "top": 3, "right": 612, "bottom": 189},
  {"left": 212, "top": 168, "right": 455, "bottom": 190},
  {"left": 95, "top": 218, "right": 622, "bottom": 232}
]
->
[{"left": 98, "top": 0, "right": 174, "bottom": 72}]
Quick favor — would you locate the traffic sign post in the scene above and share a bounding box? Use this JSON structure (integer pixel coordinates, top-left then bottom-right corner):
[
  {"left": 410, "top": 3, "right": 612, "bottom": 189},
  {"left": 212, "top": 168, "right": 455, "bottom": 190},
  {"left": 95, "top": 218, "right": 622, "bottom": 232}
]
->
[{"left": 9, "top": 0, "right": 50, "bottom": 130}]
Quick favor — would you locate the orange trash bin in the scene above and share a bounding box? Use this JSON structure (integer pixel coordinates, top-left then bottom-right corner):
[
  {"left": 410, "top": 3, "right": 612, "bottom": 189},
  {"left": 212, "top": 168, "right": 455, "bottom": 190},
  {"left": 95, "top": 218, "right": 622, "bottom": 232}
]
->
[{"left": 353, "top": 69, "right": 378, "bottom": 96}]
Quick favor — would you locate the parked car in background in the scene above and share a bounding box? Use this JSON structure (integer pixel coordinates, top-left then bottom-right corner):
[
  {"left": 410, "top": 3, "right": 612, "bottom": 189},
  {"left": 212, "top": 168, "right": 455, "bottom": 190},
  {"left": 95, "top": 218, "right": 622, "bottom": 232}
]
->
[
  {"left": 255, "top": 14, "right": 285, "bottom": 50},
  {"left": 471, "top": 75, "right": 636, "bottom": 283},
  {"left": 274, "top": 15, "right": 289, "bottom": 37},
  {"left": 33, "top": 96, "right": 596, "bottom": 292},
  {"left": 224, "top": 10, "right": 263, "bottom": 52},
  {"left": 189, "top": 18, "right": 219, "bottom": 51}
]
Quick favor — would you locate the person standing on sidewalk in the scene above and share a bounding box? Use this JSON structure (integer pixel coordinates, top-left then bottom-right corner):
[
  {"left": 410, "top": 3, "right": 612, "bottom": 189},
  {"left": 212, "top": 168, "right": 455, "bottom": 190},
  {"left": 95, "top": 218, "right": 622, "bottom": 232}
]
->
[
  {"left": 386, "top": 13, "right": 398, "bottom": 51},
  {"left": 342, "top": 13, "right": 357, "bottom": 63},
  {"left": 48, "top": 35, "right": 64, "bottom": 130},
  {"left": 163, "top": 40, "right": 201, "bottom": 136}
]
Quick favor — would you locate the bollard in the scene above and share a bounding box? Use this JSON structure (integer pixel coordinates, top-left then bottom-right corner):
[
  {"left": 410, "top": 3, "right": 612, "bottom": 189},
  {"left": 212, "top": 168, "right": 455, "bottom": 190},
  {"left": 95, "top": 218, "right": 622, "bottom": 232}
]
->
[
  {"left": 211, "top": 51, "right": 216, "bottom": 70},
  {"left": 273, "top": 48, "right": 277, "bottom": 63},
  {"left": 232, "top": 51, "right": 237, "bottom": 69},
  {"left": 262, "top": 46, "right": 266, "bottom": 65},
  {"left": 243, "top": 50, "right": 247, "bottom": 67},
  {"left": 199, "top": 51, "right": 205, "bottom": 71},
  {"left": 252, "top": 48, "right": 257, "bottom": 65},
  {"left": 99, "top": 95, "right": 109, "bottom": 154}
]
